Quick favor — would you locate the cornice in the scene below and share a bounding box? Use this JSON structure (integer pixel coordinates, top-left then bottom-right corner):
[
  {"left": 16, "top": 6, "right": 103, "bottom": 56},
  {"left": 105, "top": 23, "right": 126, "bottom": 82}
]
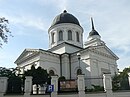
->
[{"left": 16, "top": 52, "right": 39, "bottom": 64}]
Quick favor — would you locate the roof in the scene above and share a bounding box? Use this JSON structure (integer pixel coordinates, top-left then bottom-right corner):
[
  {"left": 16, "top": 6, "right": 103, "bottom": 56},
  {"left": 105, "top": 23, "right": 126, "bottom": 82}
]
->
[
  {"left": 51, "top": 10, "right": 80, "bottom": 27},
  {"left": 89, "top": 18, "right": 100, "bottom": 37}
]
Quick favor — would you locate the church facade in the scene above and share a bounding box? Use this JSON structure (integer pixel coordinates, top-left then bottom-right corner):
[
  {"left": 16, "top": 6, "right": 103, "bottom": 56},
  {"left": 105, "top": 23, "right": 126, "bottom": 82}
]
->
[{"left": 15, "top": 10, "right": 119, "bottom": 84}]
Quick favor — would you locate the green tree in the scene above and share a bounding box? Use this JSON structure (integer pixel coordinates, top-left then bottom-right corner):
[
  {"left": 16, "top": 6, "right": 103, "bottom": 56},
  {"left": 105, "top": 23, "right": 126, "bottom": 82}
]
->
[
  {"left": 112, "top": 73, "right": 120, "bottom": 91},
  {"left": 24, "top": 65, "right": 49, "bottom": 94},
  {"left": 0, "top": 17, "right": 12, "bottom": 47},
  {"left": 119, "top": 67, "right": 130, "bottom": 90},
  {"left": 112, "top": 67, "right": 130, "bottom": 90},
  {"left": 0, "top": 67, "right": 23, "bottom": 94}
]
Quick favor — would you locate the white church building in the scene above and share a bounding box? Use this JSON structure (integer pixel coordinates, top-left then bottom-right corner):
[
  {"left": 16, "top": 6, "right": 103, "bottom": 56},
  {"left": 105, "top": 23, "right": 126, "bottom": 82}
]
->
[{"left": 15, "top": 10, "right": 119, "bottom": 83}]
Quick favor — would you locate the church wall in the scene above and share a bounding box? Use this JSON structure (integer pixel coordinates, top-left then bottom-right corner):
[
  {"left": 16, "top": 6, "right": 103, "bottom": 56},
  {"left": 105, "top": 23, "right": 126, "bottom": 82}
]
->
[
  {"left": 89, "top": 51, "right": 118, "bottom": 77},
  {"left": 70, "top": 54, "right": 79, "bottom": 79},
  {"left": 39, "top": 53, "right": 60, "bottom": 76},
  {"left": 51, "top": 46, "right": 65, "bottom": 54},
  {"left": 65, "top": 44, "right": 82, "bottom": 53},
  {"left": 61, "top": 54, "right": 70, "bottom": 79},
  {"left": 17, "top": 54, "right": 40, "bottom": 73},
  {"left": 49, "top": 24, "right": 83, "bottom": 49},
  {"left": 71, "top": 52, "right": 90, "bottom": 79}
]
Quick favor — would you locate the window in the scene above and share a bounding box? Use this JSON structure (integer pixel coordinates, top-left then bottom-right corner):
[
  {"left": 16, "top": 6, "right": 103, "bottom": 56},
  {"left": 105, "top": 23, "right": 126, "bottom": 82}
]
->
[
  {"left": 59, "top": 30, "right": 63, "bottom": 41},
  {"left": 76, "top": 32, "right": 80, "bottom": 42},
  {"left": 52, "top": 33, "right": 55, "bottom": 43},
  {"left": 49, "top": 70, "right": 55, "bottom": 76},
  {"left": 68, "top": 30, "right": 72, "bottom": 40},
  {"left": 77, "top": 69, "right": 82, "bottom": 75}
]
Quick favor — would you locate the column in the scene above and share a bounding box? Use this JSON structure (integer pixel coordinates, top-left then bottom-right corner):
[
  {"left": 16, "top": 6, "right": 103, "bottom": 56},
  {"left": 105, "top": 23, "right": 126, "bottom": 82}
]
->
[
  {"left": 0, "top": 77, "right": 8, "bottom": 97},
  {"left": 77, "top": 74, "right": 85, "bottom": 97},
  {"left": 128, "top": 72, "right": 130, "bottom": 87},
  {"left": 51, "top": 75, "right": 58, "bottom": 97},
  {"left": 103, "top": 74, "right": 114, "bottom": 97},
  {"left": 24, "top": 76, "right": 32, "bottom": 97}
]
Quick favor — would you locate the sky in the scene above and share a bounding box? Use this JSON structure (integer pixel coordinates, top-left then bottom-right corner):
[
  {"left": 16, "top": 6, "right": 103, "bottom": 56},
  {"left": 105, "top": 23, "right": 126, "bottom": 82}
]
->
[{"left": 0, "top": 0, "right": 130, "bottom": 71}]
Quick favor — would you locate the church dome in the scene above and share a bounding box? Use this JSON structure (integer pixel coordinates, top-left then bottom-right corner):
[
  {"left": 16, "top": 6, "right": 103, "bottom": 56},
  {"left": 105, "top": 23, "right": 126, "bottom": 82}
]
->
[
  {"left": 89, "top": 29, "right": 100, "bottom": 36},
  {"left": 51, "top": 10, "right": 80, "bottom": 27},
  {"left": 89, "top": 18, "right": 100, "bottom": 37}
]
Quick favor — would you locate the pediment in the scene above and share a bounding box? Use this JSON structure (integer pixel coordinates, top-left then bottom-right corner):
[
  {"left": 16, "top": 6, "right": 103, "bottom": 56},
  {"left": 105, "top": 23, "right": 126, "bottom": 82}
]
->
[
  {"left": 15, "top": 49, "right": 39, "bottom": 64},
  {"left": 88, "top": 45, "right": 119, "bottom": 60}
]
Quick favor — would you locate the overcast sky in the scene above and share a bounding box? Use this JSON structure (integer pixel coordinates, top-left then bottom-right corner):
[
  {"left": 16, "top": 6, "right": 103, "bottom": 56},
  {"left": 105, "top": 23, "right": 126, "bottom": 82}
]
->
[{"left": 0, "top": 0, "right": 130, "bottom": 71}]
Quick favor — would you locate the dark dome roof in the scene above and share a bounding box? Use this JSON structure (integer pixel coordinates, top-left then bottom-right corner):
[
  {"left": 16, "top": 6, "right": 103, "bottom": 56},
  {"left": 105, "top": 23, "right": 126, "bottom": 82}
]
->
[
  {"left": 89, "top": 18, "right": 100, "bottom": 37},
  {"left": 51, "top": 10, "right": 80, "bottom": 27},
  {"left": 89, "top": 29, "right": 100, "bottom": 36}
]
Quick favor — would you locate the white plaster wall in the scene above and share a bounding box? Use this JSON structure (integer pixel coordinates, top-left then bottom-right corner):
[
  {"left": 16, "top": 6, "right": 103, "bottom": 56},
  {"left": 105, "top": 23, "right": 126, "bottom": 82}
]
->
[
  {"left": 39, "top": 53, "right": 60, "bottom": 76},
  {"left": 49, "top": 23, "right": 83, "bottom": 49},
  {"left": 71, "top": 52, "right": 90, "bottom": 79},
  {"left": 51, "top": 46, "right": 65, "bottom": 54},
  {"left": 89, "top": 51, "right": 118, "bottom": 77},
  {"left": 61, "top": 54, "right": 70, "bottom": 79},
  {"left": 65, "top": 44, "right": 82, "bottom": 53},
  {"left": 51, "top": 44, "right": 81, "bottom": 54},
  {"left": 17, "top": 54, "right": 40, "bottom": 73}
]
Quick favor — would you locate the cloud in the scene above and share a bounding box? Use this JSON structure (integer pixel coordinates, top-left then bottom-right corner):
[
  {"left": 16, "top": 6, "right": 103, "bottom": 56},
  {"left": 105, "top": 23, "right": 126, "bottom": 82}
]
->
[{"left": 10, "top": 15, "right": 48, "bottom": 32}]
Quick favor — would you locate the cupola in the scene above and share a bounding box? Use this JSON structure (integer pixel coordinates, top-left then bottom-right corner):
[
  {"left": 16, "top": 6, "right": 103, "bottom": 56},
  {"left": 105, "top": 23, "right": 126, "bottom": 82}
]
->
[{"left": 48, "top": 10, "right": 83, "bottom": 54}]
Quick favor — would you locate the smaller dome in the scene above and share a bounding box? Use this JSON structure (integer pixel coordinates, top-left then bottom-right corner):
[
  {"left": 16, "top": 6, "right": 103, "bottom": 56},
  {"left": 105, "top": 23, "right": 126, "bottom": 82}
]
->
[
  {"left": 51, "top": 10, "right": 80, "bottom": 27},
  {"left": 89, "top": 18, "right": 100, "bottom": 37},
  {"left": 89, "top": 29, "right": 100, "bottom": 36}
]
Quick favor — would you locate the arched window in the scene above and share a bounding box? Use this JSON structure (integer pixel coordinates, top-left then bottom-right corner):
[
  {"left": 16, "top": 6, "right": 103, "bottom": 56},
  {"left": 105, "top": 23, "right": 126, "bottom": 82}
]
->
[
  {"left": 77, "top": 69, "right": 82, "bottom": 75},
  {"left": 68, "top": 30, "right": 72, "bottom": 40},
  {"left": 52, "top": 33, "right": 55, "bottom": 43},
  {"left": 49, "top": 70, "right": 55, "bottom": 76},
  {"left": 76, "top": 32, "right": 80, "bottom": 42},
  {"left": 59, "top": 30, "right": 63, "bottom": 41}
]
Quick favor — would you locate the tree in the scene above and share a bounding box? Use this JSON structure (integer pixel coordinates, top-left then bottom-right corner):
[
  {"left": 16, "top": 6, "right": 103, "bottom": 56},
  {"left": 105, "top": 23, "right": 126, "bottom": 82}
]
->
[
  {"left": 24, "top": 65, "right": 49, "bottom": 94},
  {"left": 112, "top": 67, "right": 130, "bottom": 90},
  {"left": 0, "top": 17, "right": 12, "bottom": 47},
  {"left": 112, "top": 73, "right": 120, "bottom": 91},
  {"left": 119, "top": 67, "right": 130, "bottom": 90},
  {"left": 0, "top": 67, "right": 15, "bottom": 77},
  {"left": 0, "top": 67, "right": 23, "bottom": 94}
]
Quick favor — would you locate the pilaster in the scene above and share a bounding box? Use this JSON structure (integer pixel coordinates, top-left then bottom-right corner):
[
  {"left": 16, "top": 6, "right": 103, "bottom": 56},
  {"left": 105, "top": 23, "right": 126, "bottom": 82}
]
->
[
  {"left": 0, "top": 77, "right": 8, "bottom": 97},
  {"left": 51, "top": 75, "right": 58, "bottom": 97},
  {"left": 24, "top": 76, "right": 32, "bottom": 97},
  {"left": 103, "top": 74, "right": 114, "bottom": 97},
  {"left": 77, "top": 74, "right": 85, "bottom": 97}
]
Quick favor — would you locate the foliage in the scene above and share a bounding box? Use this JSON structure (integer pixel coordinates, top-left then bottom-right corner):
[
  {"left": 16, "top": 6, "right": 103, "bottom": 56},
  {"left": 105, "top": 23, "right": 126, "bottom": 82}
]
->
[
  {"left": 0, "top": 67, "right": 23, "bottom": 94},
  {"left": 112, "top": 73, "right": 120, "bottom": 91},
  {"left": 92, "top": 85, "right": 104, "bottom": 91},
  {"left": 24, "top": 65, "right": 49, "bottom": 94},
  {"left": 85, "top": 85, "right": 104, "bottom": 92},
  {"left": 0, "top": 17, "right": 12, "bottom": 47},
  {"left": 7, "top": 76, "right": 22, "bottom": 94},
  {"left": 58, "top": 76, "right": 66, "bottom": 81},
  {"left": 0, "top": 67, "right": 15, "bottom": 77},
  {"left": 24, "top": 65, "right": 49, "bottom": 85},
  {"left": 112, "top": 67, "right": 130, "bottom": 90},
  {"left": 119, "top": 67, "right": 130, "bottom": 90}
]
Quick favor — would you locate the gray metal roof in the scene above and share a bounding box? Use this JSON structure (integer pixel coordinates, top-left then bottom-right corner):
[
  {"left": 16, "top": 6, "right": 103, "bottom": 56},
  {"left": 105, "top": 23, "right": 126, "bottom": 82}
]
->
[{"left": 51, "top": 10, "right": 80, "bottom": 27}]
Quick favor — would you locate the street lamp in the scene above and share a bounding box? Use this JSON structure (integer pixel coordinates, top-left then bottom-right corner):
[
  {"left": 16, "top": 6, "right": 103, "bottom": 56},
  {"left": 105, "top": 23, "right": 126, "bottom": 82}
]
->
[{"left": 77, "top": 53, "right": 82, "bottom": 75}]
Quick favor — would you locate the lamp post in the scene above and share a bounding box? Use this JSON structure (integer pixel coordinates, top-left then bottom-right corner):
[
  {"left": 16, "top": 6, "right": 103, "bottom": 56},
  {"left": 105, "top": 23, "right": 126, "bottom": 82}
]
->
[{"left": 77, "top": 53, "right": 82, "bottom": 75}]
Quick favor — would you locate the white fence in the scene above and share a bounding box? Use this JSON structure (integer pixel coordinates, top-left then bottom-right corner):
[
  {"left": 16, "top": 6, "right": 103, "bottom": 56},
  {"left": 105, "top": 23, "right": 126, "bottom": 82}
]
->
[{"left": 0, "top": 74, "right": 130, "bottom": 97}]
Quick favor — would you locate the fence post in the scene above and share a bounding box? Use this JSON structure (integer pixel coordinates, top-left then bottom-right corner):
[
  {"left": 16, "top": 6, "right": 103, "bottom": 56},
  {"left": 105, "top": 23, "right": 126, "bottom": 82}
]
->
[
  {"left": 103, "top": 74, "right": 114, "bottom": 97},
  {"left": 0, "top": 77, "right": 8, "bottom": 97},
  {"left": 51, "top": 75, "right": 58, "bottom": 97},
  {"left": 77, "top": 74, "right": 85, "bottom": 97},
  {"left": 24, "top": 76, "right": 32, "bottom": 97},
  {"left": 128, "top": 72, "right": 130, "bottom": 87}
]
